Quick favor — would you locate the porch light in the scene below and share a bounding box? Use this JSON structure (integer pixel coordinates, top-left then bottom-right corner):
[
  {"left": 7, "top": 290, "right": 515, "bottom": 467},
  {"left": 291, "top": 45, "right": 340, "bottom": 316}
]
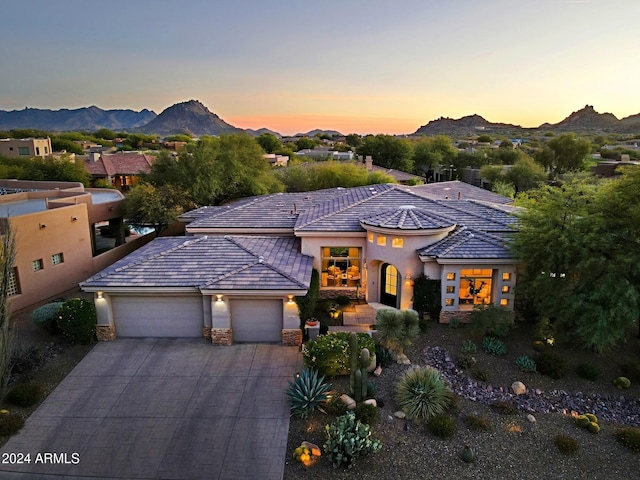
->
[
  {"left": 96, "top": 292, "right": 103, "bottom": 299},
  {"left": 287, "top": 295, "right": 295, "bottom": 304},
  {"left": 405, "top": 273, "right": 414, "bottom": 286},
  {"left": 216, "top": 294, "right": 223, "bottom": 303}
]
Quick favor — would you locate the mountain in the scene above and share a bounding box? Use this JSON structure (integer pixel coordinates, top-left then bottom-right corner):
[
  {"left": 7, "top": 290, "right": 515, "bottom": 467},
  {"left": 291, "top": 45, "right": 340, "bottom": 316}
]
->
[
  {"left": 138, "top": 100, "right": 241, "bottom": 136},
  {"left": 539, "top": 105, "right": 620, "bottom": 131},
  {"left": 0, "top": 106, "right": 156, "bottom": 131},
  {"left": 245, "top": 127, "right": 282, "bottom": 138},
  {"left": 413, "top": 114, "right": 521, "bottom": 136},
  {"left": 295, "top": 129, "right": 343, "bottom": 137}
]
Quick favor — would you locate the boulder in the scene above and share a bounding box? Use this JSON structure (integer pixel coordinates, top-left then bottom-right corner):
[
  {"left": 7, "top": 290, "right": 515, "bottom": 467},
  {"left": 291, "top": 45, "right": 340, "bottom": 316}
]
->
[
  {"left": 511, "top": 381, "right": 526, "bottom": 395},
  {"left": 527, "top": 414, "right": 536, "bottom": 423},
  {"left": 394, "top": 410, "right": 406, "bottom": 419},
  {"left": 364, "top": 399, "right": 377, "bottom": 407},
  {"left": 373, "top": 365, "right": 383, "bottom": 377},
  {"left": 396, "top": 353, "right": 411, "bottom": 365},
  {"left": 341, "top": 394, "right": 356, "bottom": 410}
]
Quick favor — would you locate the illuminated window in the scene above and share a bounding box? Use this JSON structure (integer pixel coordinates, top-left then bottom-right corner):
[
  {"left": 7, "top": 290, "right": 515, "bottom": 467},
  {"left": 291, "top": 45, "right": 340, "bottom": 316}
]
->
[
  {"left": 377, "top": 235, "right": 387, "bottom": 246},
  {"left": 445, "top": 298, "right": 454, "bottom": 306},
  {"left": 446, "top": 272, "right": 456, "bottom": 281},
  {"left": 32, "top": 259, "right": 43, "bottom": 271},
  {"left": 501, "top": 285, "right": 510, "bottom": 293},
  {"left": 320, "top": 247, "right": 361, "bottom": 288},
  {"left": 392, "top": 237, "right": 404, "bottom": 248},
  {"left": 459, "top": 269, "right": 493, "bottom": 308},
  {"left": 502, "top": 272, "right": 511, "bottom": 281},
  {"left": 500, "top": 298, "right": 509, "bottom": 306},
  {"left": 7, "top": 268, "right": 20, "bottom": 296},
  {"left": 368, "top": 232, "right": 374, "bottom": 243},
  {"left": 446, "top": 286, "right": 455, "bottom": 294},
  {"left": 51, "top": 253, "right": 64, "bottom": 265},
  {"left": 384, "top": 265, "right": 398, "bottom": 296}
]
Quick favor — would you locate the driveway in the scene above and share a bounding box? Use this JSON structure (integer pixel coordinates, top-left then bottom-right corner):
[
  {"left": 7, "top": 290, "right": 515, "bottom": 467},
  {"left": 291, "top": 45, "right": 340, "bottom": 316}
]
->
[{"left": 0, "top": 339, "right": 302, "bottom": 480}]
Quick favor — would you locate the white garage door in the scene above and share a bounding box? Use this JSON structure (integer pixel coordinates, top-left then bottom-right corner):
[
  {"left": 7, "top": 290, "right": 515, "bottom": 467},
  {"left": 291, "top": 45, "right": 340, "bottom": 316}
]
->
[
  {"left": 111, "top": 295, "right": 203, "bottom": 337},
  {"left": 230, "top": 299, "right": 282, "bottom": 343}
]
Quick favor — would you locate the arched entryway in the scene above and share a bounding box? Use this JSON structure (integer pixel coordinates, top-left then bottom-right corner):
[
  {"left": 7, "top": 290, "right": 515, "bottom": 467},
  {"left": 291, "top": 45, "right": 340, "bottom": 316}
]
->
[{"left": 380, "top": 263, "right": 399, "bottom": 308}]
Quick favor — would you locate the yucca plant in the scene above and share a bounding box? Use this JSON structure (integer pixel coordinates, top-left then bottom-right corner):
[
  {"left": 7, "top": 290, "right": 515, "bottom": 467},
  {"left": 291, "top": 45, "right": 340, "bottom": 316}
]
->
[
  {"left": 395, "top": 366, "right": 451, "bottom": 421},
  {"left": 286, "top": 368, "right": 330, "bottom": 419}
]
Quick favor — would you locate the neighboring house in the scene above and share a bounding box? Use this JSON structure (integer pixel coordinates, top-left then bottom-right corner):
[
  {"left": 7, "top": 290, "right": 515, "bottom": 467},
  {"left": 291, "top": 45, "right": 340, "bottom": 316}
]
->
[
  {"left": 81, "top": 181, "right": 519, "bottom": 345},
  {"left": 83, "top": 152, "right": 155, "bottom": 191},
  {"left": 0, "top": 179, "right": 132, "bottom": 312},
  {"left": 264, "top": 153, "right": 289, "bottom": 167},
  {"left": 296, "top": 148, "right": 354, "bottom": 161},
  {"left": 0, "top": 138, "right": 52, "bottom": 158}
]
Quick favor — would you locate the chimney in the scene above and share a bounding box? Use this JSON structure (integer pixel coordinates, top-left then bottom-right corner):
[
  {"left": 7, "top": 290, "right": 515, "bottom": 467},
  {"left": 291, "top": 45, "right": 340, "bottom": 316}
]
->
[
  {"left": 457, "top": 191, "right": 461, "bottom": 200},
  {"left": 89, "top": 151, "right": 100, "bottom": 163},
  {"left": 365, "top": 156, "right": 373, "bottom": 172},
  {"left": 358, "top": 155, "right": 364, "bottom": 164},
  {"left": 621, "top": 154, "right": 631, "bottom": 163}
]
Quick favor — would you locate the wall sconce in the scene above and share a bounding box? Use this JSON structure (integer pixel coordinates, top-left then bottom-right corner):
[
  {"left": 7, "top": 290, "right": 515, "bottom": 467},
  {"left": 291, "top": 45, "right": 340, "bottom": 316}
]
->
[
  {"left": 39, "top": 223, "right": 46, "bottom": 230},
  {"left": 405, "top": 273, "right": 414, "bottom": 286},
  {"left": 97, "top": 291, "right": 104, "bottom": 299},
  {"left": 287, "top": 295, "right": 295, "bottom": 304},
  {"left": 71, "top": 216, "right": 78, "bottom": 222},
  {"left": 216, "top": 294, "right": 223, "bottom": 303}
]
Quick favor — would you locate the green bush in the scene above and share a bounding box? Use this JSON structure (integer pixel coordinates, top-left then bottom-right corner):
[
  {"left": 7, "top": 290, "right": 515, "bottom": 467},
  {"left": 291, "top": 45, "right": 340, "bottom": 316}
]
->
[
  {"left": 354, "top": 402, "right": 379, "bottom": 425},
  {"left": 515, "top": 355, "right": 537, "bottom": 373},
  {"left": 621, "top": 359, "right": 640, "bottom": 383},
  {"left": 374, "top": 309, "right": 420, "bottom": 354},
  {"left": 323, "top": 412, "right": 382, "bottom": 468},
  {"left": 456, "top": 354, "right": 476, "bottom": 370},
  {"left": 335, "top": 295, "right": 351, "bottom": 306},
  {"left": 7, "top": 382, "right": 44, "bottom": 407},
  {"left": 614, "top": 427, "right": 640, "bottom": 453},
  {"left": 296, "top": 269, "right": 320, "bottom": 322},
  {"left": 490, "top": 400, "right": 517, "bottom": 415},
  {"left": 323, "top": 395, "right": 348, "bottom": 416},
  {"left": 471, "top": 368, "right": 489, "bottom": 382},
  {"left": 536, "top": 352, "right": 568, "bottom": 379},
  {"left": 482, "top": 336, "right": 507, "bottom": 356},
  {"left": 286, "top": 368, "right": 330, "bottom": 419},
  {"left": 532, "top": 340, "right": 546, "bottom": 352},
  {"left": 374, "top": 344, "right": 393, "bottom": 368},
  {"left": 613, "top": 376, "right": 631, "bottom": 389},
  {"left": 448, "top": 317, "right": 462, "bottom": 329},
  {"left": 464, "top": 413, "right": 491, "bottom": 431},
  {"left": 303, "top": 332, "right": 375, "bottom": 377},
  {"left": 461, "top": 339, "right": 477, "bottom": 354},
  {"left": 470, "top": 304, "right": 514, "bottom": 338},
  {"left": 10, "top": 345, "right": 46, "bottom": 381},
  {"left": 412, "top": 274, "right": 441, "bottom": 325},
  {"left": 30, "top": 302, "right": 64, "bottom": 333},
  {"left": 56, "top": 298, "right": 97, "bottom": 344},
  {"left": 394, "top": 366, "right": 451, "bottom": 421},
  {"left": 427, "top": 414, "right": 457, "bottom": 438},
  {"left": 0, "top": 413, "right": 25, "bottom": 436},
  {"left": 554, "top": 434, "right": 579, "bottom": 455},
  {"left": 576, "top": 363, "right": 600, "bottom": 381},
  {"left": 366, "top": 380, "right": 377, "bottom": 398}
]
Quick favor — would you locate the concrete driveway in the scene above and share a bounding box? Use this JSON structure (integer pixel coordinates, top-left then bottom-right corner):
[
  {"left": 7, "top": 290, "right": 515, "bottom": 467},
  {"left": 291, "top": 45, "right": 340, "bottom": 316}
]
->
[{"left": 0, "top": 339, "right": 302, "bottom": 480}]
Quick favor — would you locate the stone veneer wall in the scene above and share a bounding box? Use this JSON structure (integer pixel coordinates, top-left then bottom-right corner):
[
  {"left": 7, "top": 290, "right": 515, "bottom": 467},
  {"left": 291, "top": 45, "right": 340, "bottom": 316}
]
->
[
  {"left": 439, "top": 311, "right": 473, "bottom": 324},
  {"left": 282, "top": 328, "right": 302, "bottom": 346},
  {"left": 96, "top": 325, "right": 116, "bottom": 341},
  {"left": 202, "top": 327, "right": 212, "bottom": 341},
  {"left": 211, "top": 328, "right": 233, "bottom": 346}
]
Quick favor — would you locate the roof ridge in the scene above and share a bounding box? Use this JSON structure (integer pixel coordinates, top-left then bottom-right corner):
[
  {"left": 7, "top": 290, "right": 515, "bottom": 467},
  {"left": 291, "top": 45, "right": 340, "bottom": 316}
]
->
[
  {"left": 434, "top": 226, "right": 471, "bottom": 257},
  {"left": 204, "top": 261, "right": 257, "bottom": 286},
  {"left": 432, "top": 199, "right": 512, "bottom": 229},
  {"left": 188, "top": 195, "right": 276, "bottom": 226}
]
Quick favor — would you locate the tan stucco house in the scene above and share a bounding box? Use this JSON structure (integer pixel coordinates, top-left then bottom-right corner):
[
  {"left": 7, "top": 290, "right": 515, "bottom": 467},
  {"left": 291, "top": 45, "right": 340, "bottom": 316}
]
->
[{"left": 81, "top": 181, "right": 519, "bottom": 345}]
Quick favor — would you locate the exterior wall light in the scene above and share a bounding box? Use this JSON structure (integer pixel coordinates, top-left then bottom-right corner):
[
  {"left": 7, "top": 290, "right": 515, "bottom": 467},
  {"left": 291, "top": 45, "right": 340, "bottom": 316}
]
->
[
  {"left": 39, "top": 223, "right": 46, "bottom": 230},
  {"left": 405, "top": 273, "right": 414, "bottom": 286},
  {"left": 287, "top": 295, "right": 295, "bottom": 304},
  {"left": 97, "top": 292, "right": 104, "bottom": 299},
  {"left": 216, "top": 294, "right": 223, "bottom": 303}
]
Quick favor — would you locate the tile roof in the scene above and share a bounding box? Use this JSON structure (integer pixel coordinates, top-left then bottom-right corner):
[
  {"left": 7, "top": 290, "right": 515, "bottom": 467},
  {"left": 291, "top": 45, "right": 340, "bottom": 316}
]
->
[
  {"left": 417, "top": 227, "right": 514, "bottom": 260},
  {"left": 81, "top": 235, "right": 312, "bottom": 290},
  {"left": 84, "top": 153, "right": 155, "bottom": 176},
  {"left": 403, "top": 181, "right": 513, "bottom": 205},
  {"left": 359, "top": 205, "right": 455, "bottom": 230}
]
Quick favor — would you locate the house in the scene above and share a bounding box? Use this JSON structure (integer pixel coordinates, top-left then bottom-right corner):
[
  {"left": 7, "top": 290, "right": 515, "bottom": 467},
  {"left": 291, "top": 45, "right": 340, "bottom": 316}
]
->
[
  {"left": 0, "top": 179, "right": 131, "bottom": 312},
  {"left": 81, "top": 181, "right": 519, "bottom": 345},
  {"left": 0, "top": 138, "right": 52, "bottom": 158},
  {"left": 83, "top": 152, "right": 155, "bottom": 191}
]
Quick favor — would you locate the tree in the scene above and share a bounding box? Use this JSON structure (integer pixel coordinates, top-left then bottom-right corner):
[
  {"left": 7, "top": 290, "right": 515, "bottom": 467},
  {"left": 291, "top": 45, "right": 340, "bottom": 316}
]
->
[
  {"left": 295, "top": 137, "right": 318, "bottom": 151},
  {"left": 256, "top": 132, "right": 282, "bottom": 154},
  {"left": 93, "top": 128, "right": 117, "bottom": 140},
  {"left": 125, "top": 183, "right": 184, "bottom": 236},
  {"left": 0, "top": 221, "right": 16, "bottom": 399},
  {"left": 345, "top": 134, "right": 361, "bottom": 148},
  {"left": 51, "top": 138, "right": 84, "bottom": 155},
  {"left": 535, "top": 133, "right": 591, "bottom": 180},
  {"left": 357, "top": 135, "right": 414, "bottom": 172},
  {"left": 411, "top": 135, "right": 457, "bottom": 177},
  {"left": 277, "top": 162, "right": 395, "bottom": 192},
  {"left": 503, "top": 156, "right": 546, "bottom": 194}
]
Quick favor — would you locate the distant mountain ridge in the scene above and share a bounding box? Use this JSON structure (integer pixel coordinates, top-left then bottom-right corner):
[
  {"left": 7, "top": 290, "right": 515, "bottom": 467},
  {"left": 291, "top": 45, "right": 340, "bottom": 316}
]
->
[
  {"left": 0, "top": 106, "right": 156, "bottom": 131},
  {"left": 414, "top": 114, "right": 520, "bottom": 136}
]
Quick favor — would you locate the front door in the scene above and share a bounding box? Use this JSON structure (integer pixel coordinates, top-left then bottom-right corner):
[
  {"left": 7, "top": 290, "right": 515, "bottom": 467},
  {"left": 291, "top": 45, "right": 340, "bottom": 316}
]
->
[{"left": 380, "top": 263, "right": 398, "bottom": 308}]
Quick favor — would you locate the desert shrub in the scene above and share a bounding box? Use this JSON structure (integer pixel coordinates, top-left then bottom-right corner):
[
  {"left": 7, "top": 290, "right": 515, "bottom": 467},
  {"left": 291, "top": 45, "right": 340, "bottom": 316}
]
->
[
  {"left": 296, "top": 269, "right": 320, "bottom": 322},
  {"left": 535, "top": 316, "right": 557, "bottom": 342},
  {"left": 576, "top": 363, "right": 600, "bottom": 381},
  {"left": 6, "top": 382, "right": 44, "bottom": 407},
  {"left": 471, "top": 368, "right": 489, "bottom": 382},
  {"left": 323, "top": 395, "right": 348, "bottom": 416},
  {"left": 613, "top": 376, "right": 631, "bottom": 389},
  {"left": 335, "top": 295, "right": 351, "bottom": 306},
  {"left": 456, "top": 354, "right": 476, "bottom": 370},
  {"left": 10, "top": 345, "right": 47, "bottom": 381},
  {"left": 30, "top": 301, "right": 64, "bottom": 333},
  {"left": 614, "top": 427, "right": 640, "bottom": 453},
  {"left": 375, "top": 309, "right": 420, "bottom": 354},
  {"left": 482, "top": 336, "right": 507, "bottom": 356},
  {"left": 303, "top": 332, "right": 374, "bottom": 376},
  {"left": 574, "top": 414, "right": 599, "bottom": 434},
  {"left": 374, "top": 344, "right": 393, "bottom": 368},
  {"left": 395, "top": 366, "right": 451, "bottom": 421},
  {"left": 490, "top": 400, "right": 517, "bottom": 415},
  {"left": 366, "top": 381, "right": 377, "bottom": 398},
  {"left": 286, "top": 369, "right": 330, "bottom": 419},
  {"left": 427, "top": 414, "right": 457, "bottom": 438},
  {"left": 515, "top": 355, "right": 537, "bottom": 373},
  {"left": 0, "top": 413, "right": 24, "bottom": 436},
  {"left": 461, "top": 339, "right": 477, "bottom": 353},
  {"left": 532, "top": 340, "right": 546, "bottom": 352},
  {"left": 464, "top": 413, "right": 491, "bottom": 431},
  {"left": 354, "top": 402, "right": 379, "bottom": 425},
  {"left": 56, "top": 298, "right": 96, "bottom": 344},
  {"left": 448, "top": 317, "right": 461, "bottom": 329},
  {"left": 446, "top": 391, "right": 461, "bottom": 414},
  {"left": 536, "top": 351, "right": 568, "bottom": 379},
  {"left": 323, "top": 411, "right": 382, "bottom": 468},
  {"left": 554, "top": 434, "right": 579, "bottom": 455},
  {"left": 469, "top": 304, "right": 514, "bottom": 338},
  {"left": 621, "top": 359, "right": 640, "bottom": 383}
]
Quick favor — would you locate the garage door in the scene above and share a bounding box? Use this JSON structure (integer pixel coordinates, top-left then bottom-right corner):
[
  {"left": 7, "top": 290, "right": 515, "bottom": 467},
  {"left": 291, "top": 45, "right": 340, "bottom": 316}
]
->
[
  {"left": 111, "top": 295, "right": 203, "bottom": 337},
  {"left": 230, "top": 299, "right": 282, "bottom": 343}
]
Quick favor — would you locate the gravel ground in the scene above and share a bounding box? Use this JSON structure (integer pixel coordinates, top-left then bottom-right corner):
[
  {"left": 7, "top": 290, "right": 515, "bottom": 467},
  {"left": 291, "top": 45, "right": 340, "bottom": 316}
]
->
[{"left": 284, "top": 322, "right": 640, "bottom": 480}]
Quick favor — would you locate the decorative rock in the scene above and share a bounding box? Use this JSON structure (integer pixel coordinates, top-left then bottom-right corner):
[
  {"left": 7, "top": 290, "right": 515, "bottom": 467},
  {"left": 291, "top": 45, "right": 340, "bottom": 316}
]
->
[
  {"left": 374, "top": 365, "right": 383, "bottom": 377},
  {"left": 396, "top": 353, "right": 411, "bottom": 365},
  {"left": 394, "top": 410, "right": 406, "bottom": 419},
  {"left": 527, "top": 414, "right": 536, "bottom": 423},
  {"left": 364, "top": 399, "right": 377, "bottom": 407},
  {"left": 341, "top": 394, "right": 356, "bottom": 410},
  {"left": 301, "top": 441, "right": 321, "bottom": 457},
  {"left": 511, "top": 381, "right": 526, "bottom": 395}
]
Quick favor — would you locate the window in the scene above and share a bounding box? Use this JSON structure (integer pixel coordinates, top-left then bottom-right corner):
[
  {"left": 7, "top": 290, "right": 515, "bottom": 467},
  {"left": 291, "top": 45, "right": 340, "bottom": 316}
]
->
[
  {"left": 446, "top": 286, "right": 455, "bottom": 294},
  {"left": 36, "top": 147, "right": 40, "bottom": 155},
  {"left": 368, "top": 232, "right": 374, "bottom": 243},
  {"left": 446, "top": 272, "right": 456, "bottom": 281},
  {"left": 18, "top": 147, "right": 29, "bottom": 156},
  {"left": 7, "top": 268, "right": 20, "bottom": 296},
  {"left": 500, "top": 298, "right": 509, "bottom": 306},
  {"left": 51, "top": 252, "right": 64, "bottom": 265},
  {"left": 459, "top": 269, "right": 493, "bottom": 308},
  {"left": 501, "top": 285, "right": 510, "bottom": 293},
  {"left": 392, "top": 237, "right": 404, "bottom": 248},
  {"left": 321, "top": 247, "right": 361, "bottom": 287},
  {"left": 384, "top": 264, "right": 398, "bottom": 296},
  {"left": 502, "top": 272, "right": 511, "bottom": 281},
  {"left": 45, "top": 146, "right": 49, "bottom": 154},
  {"left": 32, "top": 259, "right": 44, "bottom": 271},
  {"left": 445, "top": 298, "right": 454, "bottom": 306},
  {"left": 377, "top": 235, "right": 387, "bottom": 246}
]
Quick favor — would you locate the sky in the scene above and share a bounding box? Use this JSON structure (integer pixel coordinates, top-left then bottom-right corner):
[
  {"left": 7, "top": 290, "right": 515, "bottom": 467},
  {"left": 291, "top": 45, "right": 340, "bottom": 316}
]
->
[{"left": 1, "top": 0, "right": 639, "bottom": 136}]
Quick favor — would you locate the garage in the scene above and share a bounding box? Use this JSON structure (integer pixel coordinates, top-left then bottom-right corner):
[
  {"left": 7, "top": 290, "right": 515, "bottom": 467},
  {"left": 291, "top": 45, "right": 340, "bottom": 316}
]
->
[
  {"left": 230, "top": 299, "right": 283, "bottom": 343},
  {"left": 111, "top": 295, "right": 204, "bottom": 337}
]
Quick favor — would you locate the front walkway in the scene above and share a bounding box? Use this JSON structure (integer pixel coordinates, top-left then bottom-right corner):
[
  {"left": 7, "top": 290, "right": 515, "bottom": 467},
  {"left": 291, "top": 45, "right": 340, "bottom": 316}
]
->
[
  {"left": 330, "top": 303, "right": 396, "bottom": 333},
  {"left": 0, "top": 339, "right": 302, "bottom": 480}
]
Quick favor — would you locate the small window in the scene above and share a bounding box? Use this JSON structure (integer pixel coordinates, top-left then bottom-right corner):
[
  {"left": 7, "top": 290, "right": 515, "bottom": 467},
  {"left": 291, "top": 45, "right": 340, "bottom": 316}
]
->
[
  {"left": 51, "top": 253, "right": 64, "bottom": 265},
  {"left": 446, "top": 286, "right": 455, "bottom": 294},
  {"left": 18, "top": 147, "right": 29, "bottom": 155},
  {"left": 32, "top": 259, "right": 44, "bottom": 271},
  {"left": 501, "top": 285, "right": 510, "bottom": 293},
  {"left": 36, "top": 147, "right": 40, "bottom": 155},
  {"left": 45, "top": 147, "right": 49, "bottom": 154},
  {"left": 446, "top": 272, "right": 456, "bottom": 281},
  {"left": 377, "top": 235, "right": 387, "bottom": 246},
  {"left": 502, "top": 272, "right": 511, "bottom": 281},
  {"left": 7, "top": 268, "right": 20, "bottom": 296},
  {"left": 500, "top": 298, "right": 509, "bottom": 306},
  {"left": 392, "top": 237, "right": 404, "bottom": 248},
  {"left": 445, "top": 298, "right": 454, "bottom": 306},
  {"left": 368, "top": 232, "right": 374, "bottom": 243}
]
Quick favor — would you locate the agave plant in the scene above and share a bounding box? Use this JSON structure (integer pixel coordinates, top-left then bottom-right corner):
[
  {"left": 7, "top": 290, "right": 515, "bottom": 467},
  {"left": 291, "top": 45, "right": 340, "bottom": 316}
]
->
[
  {"left": 286, "top": 368, "right": 330, "bottom": 419},
  {"left": 395, "top": 366, "right": 451, "bottom": 421}
]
